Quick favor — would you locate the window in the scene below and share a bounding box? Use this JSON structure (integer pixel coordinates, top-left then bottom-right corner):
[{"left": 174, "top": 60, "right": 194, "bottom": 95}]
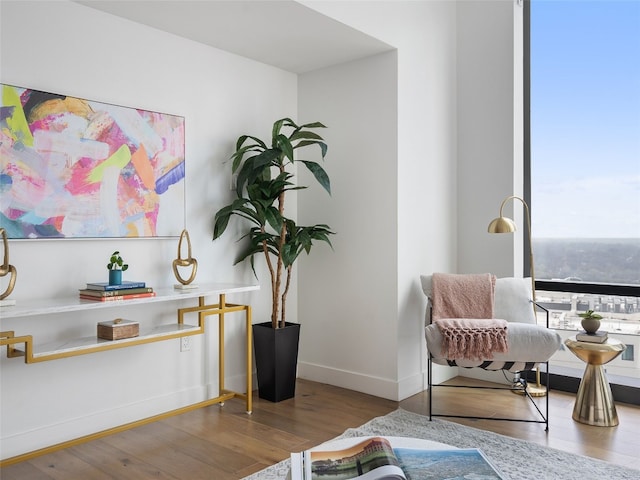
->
[
  {"left": 621, "top": 345, "right": 634, "bottom": 362},
  {"left": 527, "top": 0, "right": 640, "bottom": 394},
  {"left": 528, "top": 0, "right": 640, "bottom": 287}
]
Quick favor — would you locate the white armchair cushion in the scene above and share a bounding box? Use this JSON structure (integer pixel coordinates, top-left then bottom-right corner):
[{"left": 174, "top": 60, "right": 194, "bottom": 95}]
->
[
  {"left": 494, "top": 277, "right": 537, "bottom": 324},
  {"left": 425, "top": 322, "right": 562, "bottom": 370}
]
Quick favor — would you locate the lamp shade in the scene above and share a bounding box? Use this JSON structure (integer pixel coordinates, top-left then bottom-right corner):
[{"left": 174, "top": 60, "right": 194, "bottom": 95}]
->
[{"left": 487, "top": 216, "right": 517, "bottom": 233}]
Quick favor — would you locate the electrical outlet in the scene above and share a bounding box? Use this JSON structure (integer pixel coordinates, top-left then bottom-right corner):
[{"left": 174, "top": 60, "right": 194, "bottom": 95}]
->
[{"left": 180, "top": 336, "right": 191, "bottom": 352}]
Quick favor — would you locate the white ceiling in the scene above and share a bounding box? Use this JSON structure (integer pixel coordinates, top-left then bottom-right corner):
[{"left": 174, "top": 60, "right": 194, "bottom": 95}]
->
[{"left": 74, "top": 0, "right": 394, "bottom": 74}]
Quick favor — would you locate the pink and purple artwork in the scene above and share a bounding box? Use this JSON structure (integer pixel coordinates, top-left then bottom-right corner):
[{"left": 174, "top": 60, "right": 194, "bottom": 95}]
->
[{"left": 0, "top": 84, "right": 185, "bottom": 239}]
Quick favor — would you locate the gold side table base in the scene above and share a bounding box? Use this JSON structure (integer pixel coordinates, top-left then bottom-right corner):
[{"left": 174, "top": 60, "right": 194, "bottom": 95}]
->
[
  {"left": 565, "top": 336, "right": 625, "bottom": 428},
  {"left": 573, "top": 364, "right": 619, "bottom": 426}
]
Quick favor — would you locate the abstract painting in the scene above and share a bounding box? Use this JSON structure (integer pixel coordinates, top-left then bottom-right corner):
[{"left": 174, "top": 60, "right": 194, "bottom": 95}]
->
[{"left": 0, "top": 84, "right": 185, "bottom": 239}]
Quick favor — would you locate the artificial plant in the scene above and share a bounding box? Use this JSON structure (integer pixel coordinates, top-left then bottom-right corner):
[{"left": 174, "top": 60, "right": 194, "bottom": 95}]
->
[
  {"left": 578, "top": 309, "right": 603, "bottom": 321},
  {"left": 213, "top": 118, "right": 334, "bottom": 329},
  {"left": 107, "top": 251, "right": 128, "bottom": 271}
]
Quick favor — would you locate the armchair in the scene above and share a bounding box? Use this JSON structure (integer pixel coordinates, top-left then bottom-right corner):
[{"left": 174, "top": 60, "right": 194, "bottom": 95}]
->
[{"left": 421, "top": 273, "right": 562, "bottom": 430}]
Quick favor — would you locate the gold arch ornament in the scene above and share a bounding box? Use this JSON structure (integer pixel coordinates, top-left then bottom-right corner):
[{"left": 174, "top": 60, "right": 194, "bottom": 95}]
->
[
  {"left": 173, "top": 229, "right": 198, "bottom": 287},
  {"left": 0, "top": 228, "right": 17, "bottom": 303}
]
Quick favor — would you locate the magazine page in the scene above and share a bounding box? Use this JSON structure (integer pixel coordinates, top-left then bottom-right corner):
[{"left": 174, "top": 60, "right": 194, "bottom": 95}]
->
[
  {"left": 291, "top": 436, "right": 406, "bottom": 480},
  {"left": 291, "top": 452, "right": 304, "bottom": 480},
  {"left": 393, "top": 447, "right": 505, "bottom": 480}
]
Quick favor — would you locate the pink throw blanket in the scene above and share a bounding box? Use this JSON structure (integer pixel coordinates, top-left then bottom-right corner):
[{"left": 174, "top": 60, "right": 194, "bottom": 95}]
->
[
  {"left": 434, "top": 318, "right": 508, "bottom": 360},
  {"left": 431, "top": 273, "right": 508, "bottom": 360},
  {"left": 431, "top": 273, "right": 496, "bottom": 320}
]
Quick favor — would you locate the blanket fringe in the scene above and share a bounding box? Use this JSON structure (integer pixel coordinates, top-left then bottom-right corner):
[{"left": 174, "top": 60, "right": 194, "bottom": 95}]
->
[{"left": 436, "top": 319, "right": 508, "bottom": 360}]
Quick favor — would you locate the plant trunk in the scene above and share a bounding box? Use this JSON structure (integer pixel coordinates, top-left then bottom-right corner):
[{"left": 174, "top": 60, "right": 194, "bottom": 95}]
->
[
  {"left": 272, "top": 169, "right": 287, "bottom": 329},
  {"left": 280, "top": 265, "right": 293, "bottom": 329},
  {"left": 259, "top": 224, "right": 278, "bottom": 329}
]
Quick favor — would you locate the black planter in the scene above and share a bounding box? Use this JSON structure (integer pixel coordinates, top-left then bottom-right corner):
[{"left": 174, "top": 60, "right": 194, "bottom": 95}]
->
[{"left": 252, "top": 322, "right": 300, "bottom": 402}]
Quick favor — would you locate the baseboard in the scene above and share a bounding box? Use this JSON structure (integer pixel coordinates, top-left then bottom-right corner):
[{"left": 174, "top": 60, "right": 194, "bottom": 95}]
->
[
  {"left": 398, "top": 370, "right": 428, "bottom": 401},
  {"left": 0, "top": 385, "right": 209, "bottom": 461},
  {"left": 297, "top": 361, "right": 423, "bottom": 401},
  {"left": 523, "top": 371, "right": 640, "bottom": 406},
  {"left": 430, "top": 363, "right": 460, "bottom": 385}
]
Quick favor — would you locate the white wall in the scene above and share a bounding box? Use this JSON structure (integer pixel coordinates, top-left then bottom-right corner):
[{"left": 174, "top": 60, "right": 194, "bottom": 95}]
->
[
  {"left": 0, "top": 0, "right": 295, "bottom": 459},
  {"left": 300, "top": 1, "right": 459, "bottom": 399},
  {"left": 297, "top": 51, "right": 400, "bottom": 397},
  {"left": 1, "top": 0, "right": 522, "bottom": 459},
  {"left": 456, "top": 0, "right": 524, "bottom": 277},
  {"left": 454, "top": 0, "right": 523, "bottom": 384},
  {"left": 301, "top": 0, "right": 523, "bottom": 392}
]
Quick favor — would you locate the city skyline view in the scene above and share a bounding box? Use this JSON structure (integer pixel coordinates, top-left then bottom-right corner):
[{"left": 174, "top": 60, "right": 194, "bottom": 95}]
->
[
  {"left": 530, "top": 0, "right": 640, "bottom": 240},
  {"left": 533, "top": 237, "right": 639, "bottom": 285}
]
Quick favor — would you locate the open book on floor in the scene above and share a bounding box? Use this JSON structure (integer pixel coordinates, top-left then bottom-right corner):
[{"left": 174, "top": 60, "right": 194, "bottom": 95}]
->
[{"left": 290, "top": 436, "right": 505, "bottom": 480}]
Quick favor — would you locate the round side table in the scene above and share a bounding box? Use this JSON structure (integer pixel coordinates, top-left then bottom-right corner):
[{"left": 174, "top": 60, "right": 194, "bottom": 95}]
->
[{"left": 564, "top": 337, "right": 626, "bottom": 427}]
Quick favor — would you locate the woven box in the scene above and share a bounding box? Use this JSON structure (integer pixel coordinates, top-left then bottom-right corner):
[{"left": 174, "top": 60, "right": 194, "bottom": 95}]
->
[{"left": 97, "top": 319, "right": 139, "bottom": 340}]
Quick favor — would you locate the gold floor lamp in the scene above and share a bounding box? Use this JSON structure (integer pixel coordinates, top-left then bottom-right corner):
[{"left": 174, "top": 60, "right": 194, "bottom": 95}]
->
[{"left": 487, "top": 195, "right": 547, "bottom": 397}]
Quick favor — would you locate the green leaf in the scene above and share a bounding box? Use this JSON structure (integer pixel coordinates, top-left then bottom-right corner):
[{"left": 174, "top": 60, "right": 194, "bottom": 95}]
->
[
  {"left": 236, "top": 134, "right": 266, "bottom": 152},
  {"left": 299, "top": 121, "right": 326, "bottom": 129},
  {"left": 294, "top": 140, "right": 328, "bottom": 158},
  {"left": 277, "top": 117, "right": 298, "bottom": 132},
  {"left": 290, "top": 131, "right": 324, "bottom": 142},
  {"left": 276, "top": 134, "right": 294, "bottom": 163},
  {"left": 213, "top": 199, "right": 248, "bottom": 239},
  {"left": 264, "top": 206, "right": 283, "bottom": 232},
  {"left": 213, "top": 212, "right": 231, "bottom": 240},
  {"left": 577, "top": 309, "right": 603, "bottom": 320},
  {"left": 300, "top": 160, "right": 331, "bottom": 194},
  {"left": 235, "top": 150, "right": 278, "bottom": 195},
  {"left": 271, "top": 118, "right": 289, "bottom": 143},
  {"left": 231, "top": 144, "right": 263, "bottom": 172}
]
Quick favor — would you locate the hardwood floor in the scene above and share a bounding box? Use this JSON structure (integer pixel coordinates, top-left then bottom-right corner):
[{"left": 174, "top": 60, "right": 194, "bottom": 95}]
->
[{"left": 2, "top": 378, "right": 639, "bottom": 479}]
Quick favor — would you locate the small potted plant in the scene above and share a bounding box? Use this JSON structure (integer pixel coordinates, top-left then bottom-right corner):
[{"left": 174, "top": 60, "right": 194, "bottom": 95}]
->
[
  {"left": 107, "top": 251, "right": 128, "bottom": 286},
  {"left": 578, "top": 309, "right": 602, "bottom": 334}
]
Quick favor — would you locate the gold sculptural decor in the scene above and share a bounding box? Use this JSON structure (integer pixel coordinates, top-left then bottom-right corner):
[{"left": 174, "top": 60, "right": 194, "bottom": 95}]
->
[
  {"left": 173, "top": 229, "right": 198, "bottom": 288},
  {"left": 0, "top": 228, "right": 17, "bottom": 305}
]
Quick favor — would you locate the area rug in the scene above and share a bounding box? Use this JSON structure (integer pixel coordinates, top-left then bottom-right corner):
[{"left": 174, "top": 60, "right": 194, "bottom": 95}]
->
[{"left": 241, "top": 408, "right": 640, "bottom": 480}]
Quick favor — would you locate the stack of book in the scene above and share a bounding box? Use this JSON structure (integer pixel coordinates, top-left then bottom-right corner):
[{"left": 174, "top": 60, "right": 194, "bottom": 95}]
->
[
  {"left": 576, "top": 330, "right": 608, "bottom": 344},
  {"left": 79, "top": 281, "right": 155, "bottom": 302}
]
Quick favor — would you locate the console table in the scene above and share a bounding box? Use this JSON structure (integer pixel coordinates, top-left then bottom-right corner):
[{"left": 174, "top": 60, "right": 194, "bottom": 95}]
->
[{"left": 0, "top": 283, "right": 258, "bottom": 466}]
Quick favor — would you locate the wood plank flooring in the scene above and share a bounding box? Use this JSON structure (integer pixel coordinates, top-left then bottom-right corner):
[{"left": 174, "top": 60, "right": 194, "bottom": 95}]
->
[{"left": 2, "top": 378, "right": 639, "bottom": 479}]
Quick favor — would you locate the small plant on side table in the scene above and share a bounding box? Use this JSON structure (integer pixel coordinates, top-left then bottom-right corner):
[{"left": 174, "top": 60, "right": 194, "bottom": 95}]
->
[{"left": 578, "top": 309, "right": 603, "bottom": 334}]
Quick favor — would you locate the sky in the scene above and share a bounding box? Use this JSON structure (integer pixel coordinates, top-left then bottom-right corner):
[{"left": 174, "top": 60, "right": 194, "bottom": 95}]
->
[{"left": 530, "top": 0, "right": 640, "bottom": 238}]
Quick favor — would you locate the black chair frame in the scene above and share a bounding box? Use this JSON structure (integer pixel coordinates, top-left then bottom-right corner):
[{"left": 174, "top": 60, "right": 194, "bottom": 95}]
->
[{"left": 427, "top": 302, "right": 551, "bottom": 431}]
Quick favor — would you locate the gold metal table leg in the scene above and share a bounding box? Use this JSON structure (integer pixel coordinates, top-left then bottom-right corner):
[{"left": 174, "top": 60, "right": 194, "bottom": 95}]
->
[
  {"left": 219, "top": 294, "right": 226, "bottom": 396},
  {"left": 565, "top": 337, "right": 626, "bottom": 427},
  {"left": 573, "top": 363, "right": 619, "bottom": 426},
  {"left": 246, "top": 305, "right": 252, "bottom": 414}
]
